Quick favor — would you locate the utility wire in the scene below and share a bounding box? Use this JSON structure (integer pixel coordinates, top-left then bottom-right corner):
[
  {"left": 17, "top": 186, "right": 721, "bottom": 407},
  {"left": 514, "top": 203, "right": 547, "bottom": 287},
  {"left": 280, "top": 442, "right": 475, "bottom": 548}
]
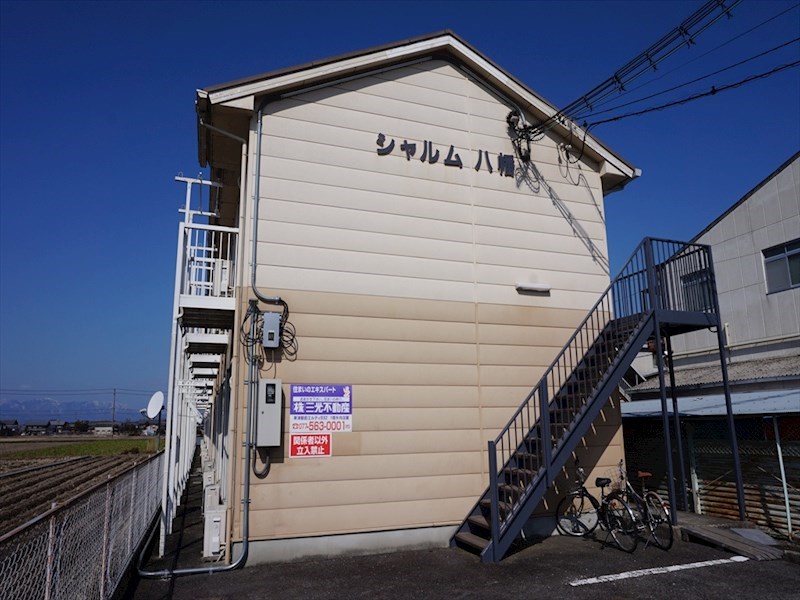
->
[
  {"left": 577, "top": 37, "right": 800, "bottom": 120},
  {"left": 575, "top": 0, "right": 800, "bottom": 117},
  {"left": 528, "top": 0, "right": 743, "bottom": 138},
  {"left": 585, "top": 59, "right": 800, "bottom": 129}
]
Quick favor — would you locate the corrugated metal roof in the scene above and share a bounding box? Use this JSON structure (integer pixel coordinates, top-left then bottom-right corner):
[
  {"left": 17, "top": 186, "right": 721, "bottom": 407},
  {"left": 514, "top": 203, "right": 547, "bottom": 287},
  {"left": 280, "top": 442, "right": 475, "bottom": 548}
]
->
[
  {"left": 632, "top": 355, "right": 800, "bottom": 392},
  {"left": 622, "top": 388, "right": 800, "bottom": 417}
]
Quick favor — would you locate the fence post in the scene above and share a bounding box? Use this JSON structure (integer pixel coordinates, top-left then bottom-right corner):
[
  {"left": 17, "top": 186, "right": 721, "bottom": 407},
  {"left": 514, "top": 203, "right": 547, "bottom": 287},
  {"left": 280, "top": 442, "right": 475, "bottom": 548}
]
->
[
  {"left": 99, "top": 480, "right": 112, "bottom": 599},
  {"left": 128, "top": 467, "right": 137, "bottom": 554},
  {"left": 44, "top": 502, "right": 57, "bottom": 600}
]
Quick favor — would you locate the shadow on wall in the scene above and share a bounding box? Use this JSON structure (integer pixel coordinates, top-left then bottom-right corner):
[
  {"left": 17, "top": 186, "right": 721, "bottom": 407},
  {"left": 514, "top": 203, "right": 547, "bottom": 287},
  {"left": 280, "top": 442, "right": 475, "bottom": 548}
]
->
[{"left": 514, "top": 158, "right": 610, "bottom": 276}]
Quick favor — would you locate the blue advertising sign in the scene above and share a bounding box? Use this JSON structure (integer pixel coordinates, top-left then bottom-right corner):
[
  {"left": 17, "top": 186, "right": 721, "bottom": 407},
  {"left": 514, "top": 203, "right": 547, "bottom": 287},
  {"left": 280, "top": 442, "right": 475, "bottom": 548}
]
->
[{"left": 289, "top": 384, "right": 352, "bottom": 434}]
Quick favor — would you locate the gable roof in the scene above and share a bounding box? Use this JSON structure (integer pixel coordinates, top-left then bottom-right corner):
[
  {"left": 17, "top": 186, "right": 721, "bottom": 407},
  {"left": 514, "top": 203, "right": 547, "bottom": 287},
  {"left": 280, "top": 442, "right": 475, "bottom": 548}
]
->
[
  {"left": 196, "top": 31, "right": 638, "bottom": 191},
  {"left": 691, "top": 150, "right": 800, "bottom": 243}
]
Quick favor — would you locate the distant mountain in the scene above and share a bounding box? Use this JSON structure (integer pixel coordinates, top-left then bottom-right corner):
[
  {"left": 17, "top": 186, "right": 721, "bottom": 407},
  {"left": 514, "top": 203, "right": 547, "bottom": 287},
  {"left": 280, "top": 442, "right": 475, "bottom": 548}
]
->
[{"left": 0, "top": 396, "right": 144, "bottom": 425}]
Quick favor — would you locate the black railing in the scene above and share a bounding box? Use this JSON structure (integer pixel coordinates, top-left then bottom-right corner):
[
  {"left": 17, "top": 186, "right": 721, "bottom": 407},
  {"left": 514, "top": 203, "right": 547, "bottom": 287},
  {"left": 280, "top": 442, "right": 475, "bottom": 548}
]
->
[{"left": 486, "top": 238, "right": 714, "bottom": 550}]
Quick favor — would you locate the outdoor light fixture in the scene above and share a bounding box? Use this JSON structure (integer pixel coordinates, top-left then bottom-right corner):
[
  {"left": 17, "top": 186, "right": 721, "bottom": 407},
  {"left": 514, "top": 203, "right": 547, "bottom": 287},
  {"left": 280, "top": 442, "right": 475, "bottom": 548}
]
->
[{"left": 515, "top": 282, "right": 551, "bottom": 294}]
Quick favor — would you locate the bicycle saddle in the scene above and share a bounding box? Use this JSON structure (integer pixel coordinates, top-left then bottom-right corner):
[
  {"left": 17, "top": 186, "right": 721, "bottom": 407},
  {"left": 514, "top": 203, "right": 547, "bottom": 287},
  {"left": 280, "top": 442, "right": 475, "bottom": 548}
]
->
[
  {"left": 595, "top": 477, "right": 611, "bottom": 487},
  {"left": 637, "top": 470, "right": 652, "bottom": 479}
]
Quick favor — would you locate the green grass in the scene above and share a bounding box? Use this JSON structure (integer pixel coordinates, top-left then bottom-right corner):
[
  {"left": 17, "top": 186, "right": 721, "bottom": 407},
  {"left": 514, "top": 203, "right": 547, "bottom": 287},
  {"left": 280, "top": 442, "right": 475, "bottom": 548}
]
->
[{"left": 4, "top": 438, "right": 161, "bottom": 459}]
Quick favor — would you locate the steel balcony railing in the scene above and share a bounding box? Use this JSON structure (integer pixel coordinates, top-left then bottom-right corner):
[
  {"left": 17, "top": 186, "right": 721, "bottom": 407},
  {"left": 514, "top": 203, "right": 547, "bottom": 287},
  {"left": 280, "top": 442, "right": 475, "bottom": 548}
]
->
[{"left": 178, "top": 223, "right": 238, "bottom": 300}]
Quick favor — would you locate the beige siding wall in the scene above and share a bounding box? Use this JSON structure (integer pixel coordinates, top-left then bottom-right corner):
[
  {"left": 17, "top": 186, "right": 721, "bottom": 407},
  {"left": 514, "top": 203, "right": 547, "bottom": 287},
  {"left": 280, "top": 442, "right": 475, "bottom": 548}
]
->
[{"left": 231, "top": 60, "right": 623, "bottom": 541}]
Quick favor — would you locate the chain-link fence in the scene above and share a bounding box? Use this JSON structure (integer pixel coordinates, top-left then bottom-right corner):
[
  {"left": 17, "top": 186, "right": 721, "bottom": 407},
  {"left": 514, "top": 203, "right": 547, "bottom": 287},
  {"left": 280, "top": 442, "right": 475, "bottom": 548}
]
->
[{"left": 0, "top": 453, "right": 163, "bottom": 600}]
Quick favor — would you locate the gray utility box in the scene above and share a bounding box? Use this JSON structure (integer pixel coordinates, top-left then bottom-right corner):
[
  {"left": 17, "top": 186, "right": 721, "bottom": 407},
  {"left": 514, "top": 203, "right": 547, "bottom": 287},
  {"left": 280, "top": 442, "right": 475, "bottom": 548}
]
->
[
  {"left": 262, "top": 311, "right": 282, "bottom": 349},
  {"left": 256, "top": 379, "right": 282, "bottom": 447}
]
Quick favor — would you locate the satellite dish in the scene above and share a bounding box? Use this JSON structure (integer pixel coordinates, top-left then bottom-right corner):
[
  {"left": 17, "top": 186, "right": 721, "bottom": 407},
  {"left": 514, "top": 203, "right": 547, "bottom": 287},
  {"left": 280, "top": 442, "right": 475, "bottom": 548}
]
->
[{"left": 146, "top": 391, "right": 164, "bottom": 419}]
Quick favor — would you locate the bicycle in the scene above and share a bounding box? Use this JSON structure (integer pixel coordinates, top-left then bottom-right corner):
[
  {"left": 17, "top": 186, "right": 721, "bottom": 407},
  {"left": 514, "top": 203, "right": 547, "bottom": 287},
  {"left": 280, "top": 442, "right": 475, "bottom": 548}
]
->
[
  {"left": 616, "top": 460, "right": 673, "bottom": 550},
  {"left": 555, "top": 460, "right": 638, "bottom": 552}
]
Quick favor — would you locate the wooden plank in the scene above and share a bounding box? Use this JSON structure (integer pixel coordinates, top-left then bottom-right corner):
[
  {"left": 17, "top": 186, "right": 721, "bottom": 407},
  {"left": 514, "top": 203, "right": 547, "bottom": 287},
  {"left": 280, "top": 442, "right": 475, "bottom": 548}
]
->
[{"left": 680, "top": 525, "right": 783, "bottom": 560}]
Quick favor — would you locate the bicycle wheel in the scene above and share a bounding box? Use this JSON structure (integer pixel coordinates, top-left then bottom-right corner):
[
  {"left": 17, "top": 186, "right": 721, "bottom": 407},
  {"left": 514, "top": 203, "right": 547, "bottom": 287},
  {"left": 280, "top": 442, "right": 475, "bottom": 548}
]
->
[
  {"left": 644, "top": 492, "right": 673, "bottom": 550},
  {"left": 605, "top": 494, "right": 638, "bottom": 552},
  {"left": 556, "top": 492, "right": 600, "bottom": 536}
]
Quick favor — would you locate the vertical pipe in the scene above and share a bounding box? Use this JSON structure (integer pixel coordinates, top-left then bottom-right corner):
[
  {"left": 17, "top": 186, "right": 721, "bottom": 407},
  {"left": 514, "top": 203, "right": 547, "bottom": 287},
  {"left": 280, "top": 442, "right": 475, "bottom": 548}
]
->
[
  {"left": 666, "top": 336, "right": 689, "bottom": 511},
  {"left": 772, "top": 416, "right": 793, "bottom": 539},
  {"left": 686, "top": 423, "right": 702, "bottom": 513}
]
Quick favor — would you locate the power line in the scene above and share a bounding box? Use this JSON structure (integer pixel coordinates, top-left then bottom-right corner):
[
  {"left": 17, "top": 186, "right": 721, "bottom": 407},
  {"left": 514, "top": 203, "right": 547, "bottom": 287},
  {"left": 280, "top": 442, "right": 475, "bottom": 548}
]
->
[
  {"left": 578, "top": 0, "right": 800, "bottom": 117},
  {"left": 585, "top": 59, "right": 800, "bottom": 129},
  {"left": 577, "top": 37, "right": 800, "bottom": 120},
  {"left": 526, "top": 0, "right": 744, "bottom": 138}
]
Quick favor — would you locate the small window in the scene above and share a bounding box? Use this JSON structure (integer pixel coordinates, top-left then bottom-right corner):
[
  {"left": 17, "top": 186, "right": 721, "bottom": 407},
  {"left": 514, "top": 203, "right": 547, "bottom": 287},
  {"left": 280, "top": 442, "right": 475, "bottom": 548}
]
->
[{"left": 763, "top": 238, "right": 800, "bottom": 294}]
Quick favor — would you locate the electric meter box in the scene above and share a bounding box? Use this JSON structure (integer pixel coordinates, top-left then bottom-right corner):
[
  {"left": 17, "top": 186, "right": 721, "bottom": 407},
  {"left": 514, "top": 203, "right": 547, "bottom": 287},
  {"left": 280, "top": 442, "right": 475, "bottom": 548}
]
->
[
  {"left": 256, "top": 379, "right": 282, "bottom": 447},
  {"left": 262, "top": 311, "right": 282, "bottom": 349}
]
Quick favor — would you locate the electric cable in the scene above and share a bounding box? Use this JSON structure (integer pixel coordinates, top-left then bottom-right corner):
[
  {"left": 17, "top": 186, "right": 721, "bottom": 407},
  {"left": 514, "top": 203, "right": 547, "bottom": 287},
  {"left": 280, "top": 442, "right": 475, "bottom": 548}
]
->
[
  {"left": 585, "top": 59, "right": 800, "bottom": 129},
  {"left": 530, "top": 0, "right": 744, "bottom": 138},
  {"left": 574, "top": 0, "right": 800, "bottom": 118},
  {"left": 576, "top": 37, "right": 800, "bottom": 120}
]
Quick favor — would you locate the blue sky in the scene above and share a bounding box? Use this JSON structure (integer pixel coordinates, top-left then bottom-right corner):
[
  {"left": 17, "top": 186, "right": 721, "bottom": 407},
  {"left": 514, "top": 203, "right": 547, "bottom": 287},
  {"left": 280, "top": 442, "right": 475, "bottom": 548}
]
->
[{"left": 1, "top": 0, "right": 798, "bottom": 422}]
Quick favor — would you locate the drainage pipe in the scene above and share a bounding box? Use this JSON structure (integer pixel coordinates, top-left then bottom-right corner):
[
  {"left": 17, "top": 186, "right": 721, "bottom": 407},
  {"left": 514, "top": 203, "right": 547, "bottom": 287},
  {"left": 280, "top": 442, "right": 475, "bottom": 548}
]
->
[{"left": 249, "top": 102, "right": 287, "bottom": 311}]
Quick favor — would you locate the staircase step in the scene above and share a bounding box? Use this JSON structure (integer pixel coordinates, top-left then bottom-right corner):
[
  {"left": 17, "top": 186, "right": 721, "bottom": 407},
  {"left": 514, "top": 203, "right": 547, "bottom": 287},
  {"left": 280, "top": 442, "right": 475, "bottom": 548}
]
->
[
  {"left": 467, "top": 514, "right": 490, "bottom": 530},
  {"left": 480, "top": 498, "right": 512, "bottom": 514},
  {"left": 504, "top": 467, "right": 536, "bottom": 485},
  {"left": 512, "top": 453, "right": 540, "bottom": 471},
  {"left": 499, "top": 483, "right": 525, "bottom": 499},
  {"left": 455, "top": 531, "right": 489, "bottom": 551}
]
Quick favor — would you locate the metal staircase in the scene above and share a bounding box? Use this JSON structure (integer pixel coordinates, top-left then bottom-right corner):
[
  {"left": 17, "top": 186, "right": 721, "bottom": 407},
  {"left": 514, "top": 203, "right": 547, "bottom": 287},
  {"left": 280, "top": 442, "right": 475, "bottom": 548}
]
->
[{"left": 452, "top": 238, "right": 721, "bottom": 562}]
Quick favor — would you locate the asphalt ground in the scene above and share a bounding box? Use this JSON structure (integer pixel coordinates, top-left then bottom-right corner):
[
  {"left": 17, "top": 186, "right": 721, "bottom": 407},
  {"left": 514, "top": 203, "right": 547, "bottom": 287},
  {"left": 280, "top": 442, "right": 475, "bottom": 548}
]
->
[
  {"left": 127, "top": 453, "right": 799, "bottom": 600},
  {"left": 129, "top": 519, "right": 800, "bottom": 599}
]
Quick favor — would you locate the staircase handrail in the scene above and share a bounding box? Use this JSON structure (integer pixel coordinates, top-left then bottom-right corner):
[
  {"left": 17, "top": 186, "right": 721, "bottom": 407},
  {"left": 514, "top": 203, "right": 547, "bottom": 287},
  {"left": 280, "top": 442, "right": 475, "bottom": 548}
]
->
[{"left": 487, "top": 237, "right": 715, "bottom": 543}]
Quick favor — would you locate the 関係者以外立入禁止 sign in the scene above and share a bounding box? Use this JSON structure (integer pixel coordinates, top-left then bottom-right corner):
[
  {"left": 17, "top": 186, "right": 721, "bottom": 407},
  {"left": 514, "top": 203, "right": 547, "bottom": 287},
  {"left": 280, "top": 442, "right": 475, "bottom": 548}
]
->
[{"left": 290, "top": 433, "right": 331, "bottom": 458}]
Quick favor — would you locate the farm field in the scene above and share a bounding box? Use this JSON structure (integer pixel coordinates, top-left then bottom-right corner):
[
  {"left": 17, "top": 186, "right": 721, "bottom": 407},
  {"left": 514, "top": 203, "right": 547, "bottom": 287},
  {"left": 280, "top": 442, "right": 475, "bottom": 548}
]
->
[{"left": 0, "top": 437, "right": 161, "bottom": 537}]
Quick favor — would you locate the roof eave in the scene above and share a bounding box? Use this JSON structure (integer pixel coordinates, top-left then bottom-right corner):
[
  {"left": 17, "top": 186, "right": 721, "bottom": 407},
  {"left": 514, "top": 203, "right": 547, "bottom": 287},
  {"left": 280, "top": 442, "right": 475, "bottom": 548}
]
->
[{"left": 196, "top": 31, "right": 638, "bottom": 185}]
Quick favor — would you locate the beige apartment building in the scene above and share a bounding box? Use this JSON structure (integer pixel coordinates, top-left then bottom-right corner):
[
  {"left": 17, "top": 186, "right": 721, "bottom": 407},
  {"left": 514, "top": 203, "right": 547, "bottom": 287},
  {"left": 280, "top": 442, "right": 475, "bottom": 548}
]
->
[{"left": 163, "top": 32, "right": 652, "bottom": 564}]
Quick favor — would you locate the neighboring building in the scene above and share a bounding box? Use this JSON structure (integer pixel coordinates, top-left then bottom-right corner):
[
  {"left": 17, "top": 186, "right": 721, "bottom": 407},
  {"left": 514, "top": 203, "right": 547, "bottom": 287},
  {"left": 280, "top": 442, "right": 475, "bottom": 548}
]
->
[
  {"left": 0, "top": 420, "right": 19, "bottom": 436},
  {"left": 88, "top": 421, "right": 117, "bottom": 436},
  {"left": 47, "top": 420, "right": 66, "bottom": 434},
  {"left": 624, "top": 152, "right": 800, "bottom": 537},
  {"left": 161, "top": 32, "right": 720, "bottom": 564},
  {"left": 23, "top": 422, "right": 50, "bottom": 436}
]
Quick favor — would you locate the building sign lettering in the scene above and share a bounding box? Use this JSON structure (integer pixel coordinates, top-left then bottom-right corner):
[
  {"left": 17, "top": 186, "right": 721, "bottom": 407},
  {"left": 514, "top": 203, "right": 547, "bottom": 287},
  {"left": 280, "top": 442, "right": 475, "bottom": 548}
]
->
[
  {"left": 290, "top": 434, "right": 331, "bottom": 458},
  {"left": 376, "top": 133, "right": 514, "bottom": 176}
]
